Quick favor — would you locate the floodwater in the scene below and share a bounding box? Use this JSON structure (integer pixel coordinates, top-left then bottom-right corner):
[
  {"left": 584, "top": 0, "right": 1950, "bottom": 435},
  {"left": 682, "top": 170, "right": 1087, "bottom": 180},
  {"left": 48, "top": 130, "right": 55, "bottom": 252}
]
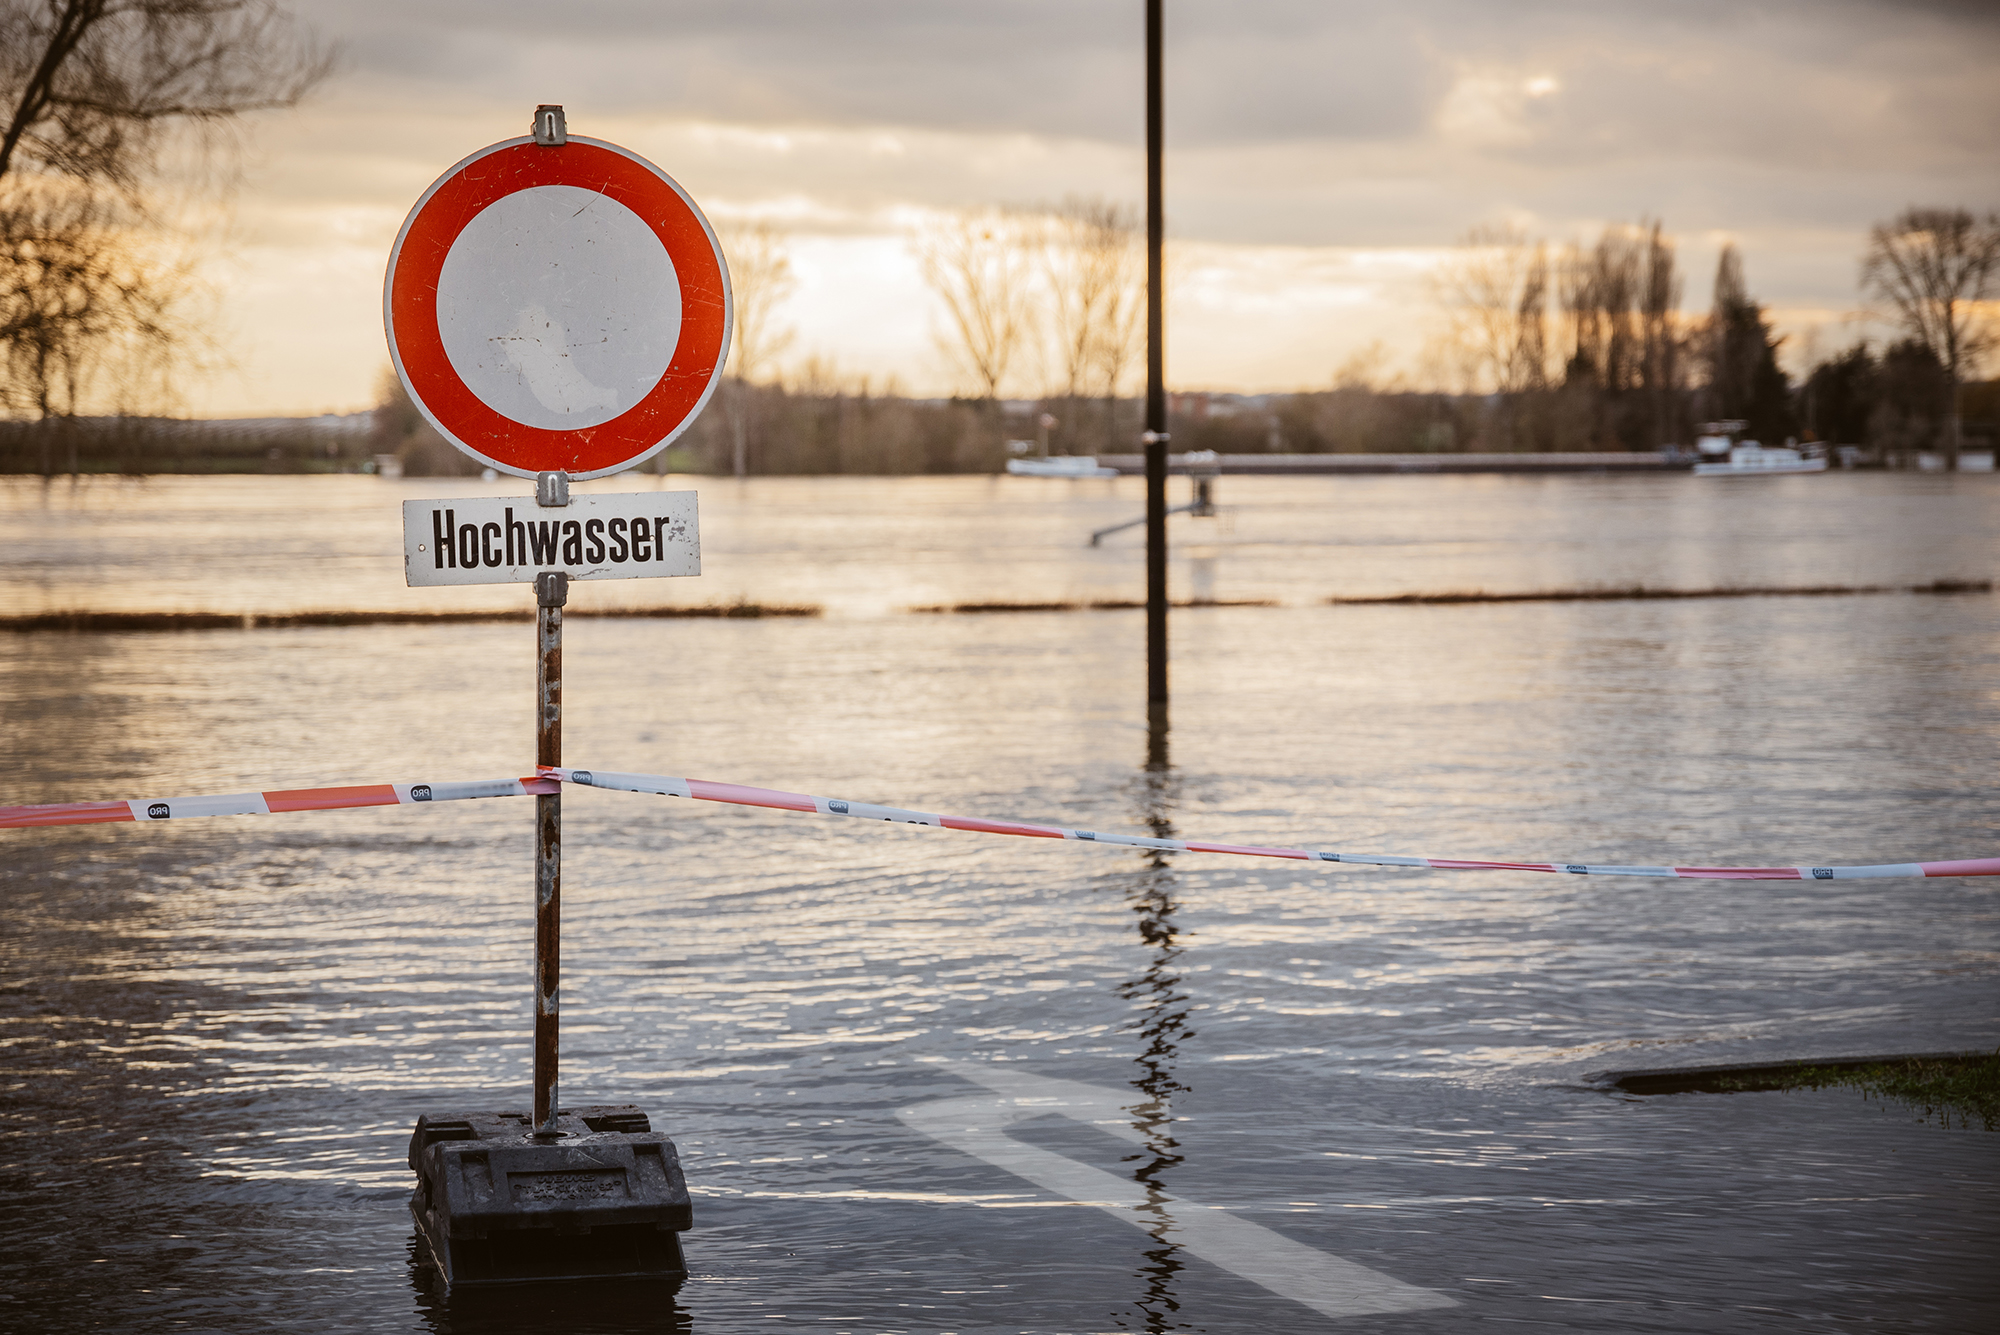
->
[{"left": 2, "top": 471, "right": 1997, "bottom": 1333}]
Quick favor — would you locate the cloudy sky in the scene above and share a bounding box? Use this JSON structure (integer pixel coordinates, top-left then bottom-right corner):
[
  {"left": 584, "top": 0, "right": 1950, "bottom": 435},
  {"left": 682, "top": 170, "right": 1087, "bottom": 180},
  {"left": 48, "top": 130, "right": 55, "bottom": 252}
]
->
[{"left": 192, "top": 0, "right": 2000, "bottom": 416}]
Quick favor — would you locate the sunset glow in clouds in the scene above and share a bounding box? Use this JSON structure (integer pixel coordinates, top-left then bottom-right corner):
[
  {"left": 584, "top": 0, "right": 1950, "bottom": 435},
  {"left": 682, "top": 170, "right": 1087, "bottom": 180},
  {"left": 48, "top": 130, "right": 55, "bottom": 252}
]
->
[{"left": 191, "top": 0, "right": 1998, "bottom": 416}]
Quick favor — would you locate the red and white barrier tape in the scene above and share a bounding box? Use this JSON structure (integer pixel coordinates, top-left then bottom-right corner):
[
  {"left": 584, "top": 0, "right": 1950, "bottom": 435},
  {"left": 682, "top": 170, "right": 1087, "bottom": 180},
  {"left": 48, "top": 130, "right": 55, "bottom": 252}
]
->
[
  {"left": 4, "top": 765, "right": 1994, "bottom": 881},
  {"left": 0, "top": 776, "right": 557, "bottom": 828},
  {"left": 539, "top": 767, "right": 2000, "bottom": 882}
]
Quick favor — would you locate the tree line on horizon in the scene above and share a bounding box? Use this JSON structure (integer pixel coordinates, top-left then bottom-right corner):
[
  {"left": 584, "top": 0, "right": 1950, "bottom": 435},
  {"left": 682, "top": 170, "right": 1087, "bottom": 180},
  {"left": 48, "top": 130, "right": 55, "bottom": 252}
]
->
[
  {"left": 633, "top": 202, "right": 1998, "bottom": 475},
  {"left": 8, "top": 197, "right": 1994, "bottom": 477},
  {"left": 523, "top": 205, "right": 2000, "bottom": 476},
  {"left": 1419, "top": 209, "right": 1998, "bottom": 467}
]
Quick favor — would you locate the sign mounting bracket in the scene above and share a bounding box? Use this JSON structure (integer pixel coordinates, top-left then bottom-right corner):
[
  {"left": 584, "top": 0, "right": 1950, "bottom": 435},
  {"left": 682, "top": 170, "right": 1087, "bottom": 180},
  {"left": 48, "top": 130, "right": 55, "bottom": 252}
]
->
[{"left": 533, "top": 104, "right": 567, "bottom": 146}]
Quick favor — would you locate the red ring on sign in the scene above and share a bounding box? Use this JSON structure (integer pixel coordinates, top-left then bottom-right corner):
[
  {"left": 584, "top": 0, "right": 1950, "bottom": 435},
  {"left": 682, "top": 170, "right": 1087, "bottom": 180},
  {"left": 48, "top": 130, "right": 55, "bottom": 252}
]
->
[{"left": 386, "top": 138, "right": 730, "bottom": 479}]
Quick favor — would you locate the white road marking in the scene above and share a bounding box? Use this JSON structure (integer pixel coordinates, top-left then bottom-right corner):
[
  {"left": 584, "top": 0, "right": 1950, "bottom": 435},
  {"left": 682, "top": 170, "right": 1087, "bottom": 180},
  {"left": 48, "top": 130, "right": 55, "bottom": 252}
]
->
[{"left": 897, "top": 1064, "right": 1456, "bottom": 1319}]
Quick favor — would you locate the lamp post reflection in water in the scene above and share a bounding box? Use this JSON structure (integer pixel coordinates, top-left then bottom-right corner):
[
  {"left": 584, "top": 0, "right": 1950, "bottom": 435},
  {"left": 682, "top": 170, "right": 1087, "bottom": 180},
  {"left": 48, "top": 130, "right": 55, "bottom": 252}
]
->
[{"left": 1117, "top": 720, "right": 1196, "bottom": 1331}]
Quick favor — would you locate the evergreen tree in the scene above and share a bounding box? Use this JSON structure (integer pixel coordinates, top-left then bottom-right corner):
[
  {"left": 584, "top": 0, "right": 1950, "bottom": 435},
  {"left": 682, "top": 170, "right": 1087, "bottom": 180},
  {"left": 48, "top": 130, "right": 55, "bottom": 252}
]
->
[
  {"left": 1798, "top": 346, "right": 1875, "bottom": 445},
  {"left": 1705, "top": 245, "right": 1794, "bottom": 442},
  {"left": 1872, "top": 339, "right": 1953, "bottom": 457}
]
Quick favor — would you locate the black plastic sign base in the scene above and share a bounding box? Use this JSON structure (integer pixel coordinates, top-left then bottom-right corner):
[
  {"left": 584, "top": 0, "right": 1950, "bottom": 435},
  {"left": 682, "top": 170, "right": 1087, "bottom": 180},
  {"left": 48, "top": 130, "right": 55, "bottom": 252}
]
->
[{"left": 408, "top": 1106, "right": 691, "bottom": 1288}]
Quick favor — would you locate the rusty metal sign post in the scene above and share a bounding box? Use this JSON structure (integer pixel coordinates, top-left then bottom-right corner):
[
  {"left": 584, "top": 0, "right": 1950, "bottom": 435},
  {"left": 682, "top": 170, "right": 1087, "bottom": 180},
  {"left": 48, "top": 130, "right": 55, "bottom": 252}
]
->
[
  {"left": 533, "top": 482, "right": 568, "bottom": 1133},
  {"left": 386, "top": 106, "right": 729, "bottom": 1289}
]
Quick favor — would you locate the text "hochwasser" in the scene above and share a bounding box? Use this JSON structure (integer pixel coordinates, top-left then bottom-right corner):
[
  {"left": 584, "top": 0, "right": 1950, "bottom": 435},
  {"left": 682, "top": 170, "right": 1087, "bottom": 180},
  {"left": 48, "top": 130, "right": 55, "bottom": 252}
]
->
[{"left": 401, "top": 492, "right": 700, "bottom": 588}]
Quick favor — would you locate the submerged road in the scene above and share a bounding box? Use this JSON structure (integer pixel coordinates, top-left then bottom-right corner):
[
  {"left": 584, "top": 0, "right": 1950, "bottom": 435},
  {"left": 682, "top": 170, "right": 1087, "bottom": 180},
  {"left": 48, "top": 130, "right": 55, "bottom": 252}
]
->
[{"left": 898, "top": 1064, "right": 1457, "bottom": 1320}]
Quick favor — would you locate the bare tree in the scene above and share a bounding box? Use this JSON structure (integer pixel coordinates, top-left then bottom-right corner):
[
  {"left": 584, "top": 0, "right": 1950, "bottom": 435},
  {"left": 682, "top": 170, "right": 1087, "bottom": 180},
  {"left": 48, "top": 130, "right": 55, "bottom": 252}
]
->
[
  {"left": 1554, "top": 221, "right": 1686, "bottom": 449},
  {"left": 1432, "top": 224, "right": 1550, "bottom": 395},
  {"left": 1861, "top": 205, "right": 2000, "bottom": 470},
  {"left": 0, "top": 179, "right": 186, "bottom": 465},
  {"left": 1562, "top": 227, "right": 1641, "bottom": 395},
  {"left": 716, "top": 219, "right": 796, "bottom": 478},
  {"left": 721, "top": 219, "right": 796, "bottom": 385},
  {"left": 1430, "top": 224, "right": 1567, "bottom": 449},
  {"left": 0, "top": 0, "right": 327, "bottom": 438},
  {"left": 1040, "top": 195, "right": 1140, "bottom": 451},
  {"left": 1087, "top": 216, "right": 1143, "bottom": 454},
  {"left": 1514, "top": 245, "right": 1549, "bottom": 393},
  {"left": 916, "top": 207, "right": 1038, "bottom": 404},
  {"left": 1636, "top": 222, "right": 1683, "bottom": 448},
  {"left": 1, "top": 0, "right": 329, "bottom": 191}
]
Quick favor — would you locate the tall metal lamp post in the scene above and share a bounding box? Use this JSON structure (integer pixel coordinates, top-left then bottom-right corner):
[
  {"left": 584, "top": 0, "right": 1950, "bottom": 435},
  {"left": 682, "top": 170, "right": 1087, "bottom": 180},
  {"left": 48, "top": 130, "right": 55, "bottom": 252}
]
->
[{"left": 1144, "top": 0, "right": 1169, "bottom": 753}]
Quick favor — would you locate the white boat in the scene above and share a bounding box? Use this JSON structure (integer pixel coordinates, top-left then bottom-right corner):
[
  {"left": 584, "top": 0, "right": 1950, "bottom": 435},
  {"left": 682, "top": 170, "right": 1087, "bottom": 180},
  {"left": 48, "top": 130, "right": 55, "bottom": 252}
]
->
[
  {"left": 1007, "top": 455, "right": 1118, "bottom": 478},
  {"left": 1693, "top": 441, "right": 1827, "bottom": 477}
]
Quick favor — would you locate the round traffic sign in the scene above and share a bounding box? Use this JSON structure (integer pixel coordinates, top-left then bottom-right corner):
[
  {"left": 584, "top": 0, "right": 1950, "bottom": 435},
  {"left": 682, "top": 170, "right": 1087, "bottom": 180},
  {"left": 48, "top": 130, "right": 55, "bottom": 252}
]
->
[{"left": 385, "top": 135, "right": 732, "bottom": 479}]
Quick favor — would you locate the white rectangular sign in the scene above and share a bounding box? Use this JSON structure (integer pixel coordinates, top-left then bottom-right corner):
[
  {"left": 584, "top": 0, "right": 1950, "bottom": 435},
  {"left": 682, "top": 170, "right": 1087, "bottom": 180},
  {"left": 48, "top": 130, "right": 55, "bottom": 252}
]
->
[{"left": 402, "top": 492, "right": 699, "bottom": 587}]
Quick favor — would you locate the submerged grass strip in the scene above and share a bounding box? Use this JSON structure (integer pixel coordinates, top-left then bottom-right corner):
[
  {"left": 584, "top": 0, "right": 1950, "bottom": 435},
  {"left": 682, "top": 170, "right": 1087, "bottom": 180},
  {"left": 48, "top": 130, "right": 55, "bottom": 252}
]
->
[
  {"left": 5, "top": 581, "right": 1981, "bottom": 629},
  {"left": 909, "top": 598, "right": 1280, "bottom": 614},
  {"left": 1716, "top": 1054, "right": 2000, "bottom": 1131},
  {"left": 904, "top": 582, "right": 1990, "bottom": 614},
  {"left": 1328, "top": 579, "right": 1991, "bottom": 607},
  {"left": 0, "top": 603, "right": 823, "bottom": 632},
  {"left": 1615, "top": 1051, "right": 2000, "bottom": 1131},
  {"left": 573, "top": 603, "right": 822, "bottom": 620}
]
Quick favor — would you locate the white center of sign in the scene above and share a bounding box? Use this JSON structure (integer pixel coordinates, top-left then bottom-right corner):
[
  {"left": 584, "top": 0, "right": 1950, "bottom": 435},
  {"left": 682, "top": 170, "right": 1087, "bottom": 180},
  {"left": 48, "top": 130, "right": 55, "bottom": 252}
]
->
[{"left": 436, "top": 184, "right": 682, "bottom": 432}]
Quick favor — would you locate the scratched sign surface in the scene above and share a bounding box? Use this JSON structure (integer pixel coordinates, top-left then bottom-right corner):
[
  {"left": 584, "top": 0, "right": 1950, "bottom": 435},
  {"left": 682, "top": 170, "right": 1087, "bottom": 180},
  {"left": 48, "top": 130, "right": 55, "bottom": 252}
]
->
[
  {"left": 384, "top": 136, "right": 732, "bottom": 480},
  {"left": 401, "top": 492, "right": 698, "bottom": 587}
]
